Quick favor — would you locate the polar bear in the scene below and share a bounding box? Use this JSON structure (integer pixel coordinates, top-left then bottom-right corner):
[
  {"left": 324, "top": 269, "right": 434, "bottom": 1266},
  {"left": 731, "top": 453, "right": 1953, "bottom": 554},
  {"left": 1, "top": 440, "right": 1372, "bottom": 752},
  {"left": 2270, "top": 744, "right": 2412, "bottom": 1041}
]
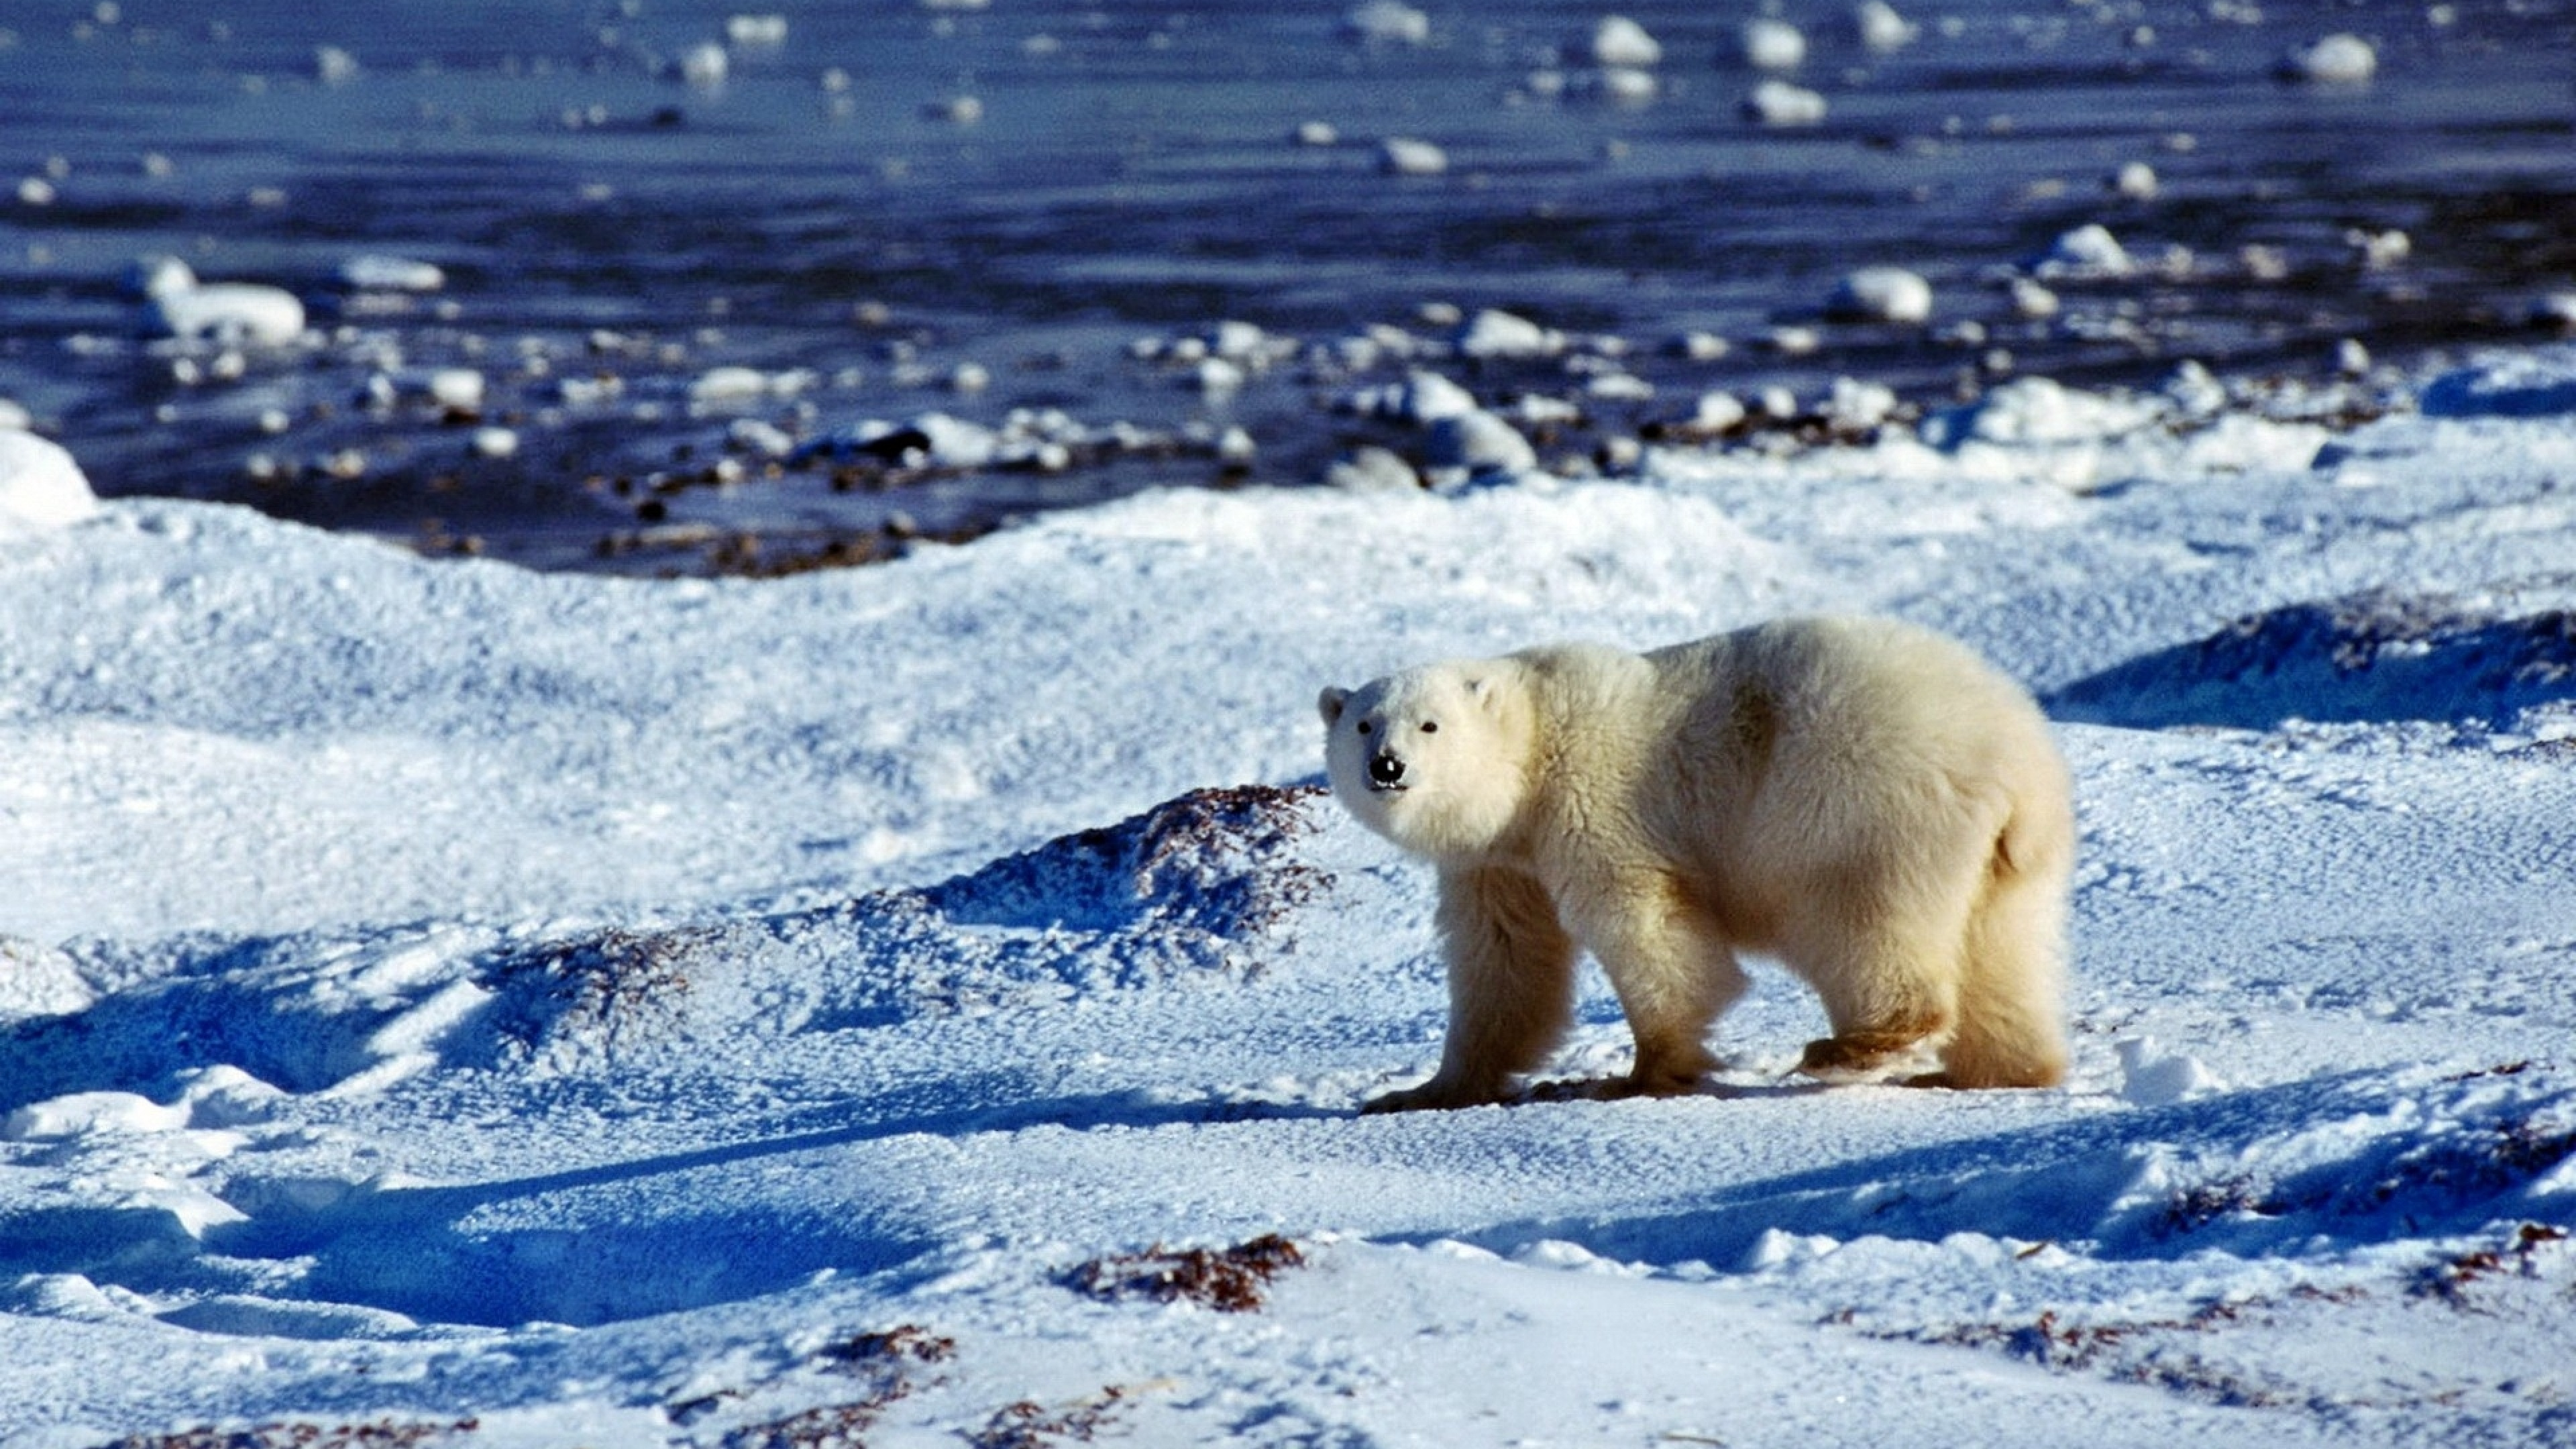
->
[{"left": 1318, "top": 616, "right": 2072, "bottom": 1112}]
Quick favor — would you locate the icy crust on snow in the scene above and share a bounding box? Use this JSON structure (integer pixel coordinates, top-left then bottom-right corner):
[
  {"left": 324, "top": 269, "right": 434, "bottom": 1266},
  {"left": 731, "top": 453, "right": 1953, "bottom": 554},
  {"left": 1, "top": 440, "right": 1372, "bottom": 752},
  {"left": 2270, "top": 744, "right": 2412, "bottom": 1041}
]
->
[
  {"left": 4, "top": 349, "right": 2576, "bottom": 1444},
  {"left": 2051, "top": 591, "right": 2576, "bottom": 733}
]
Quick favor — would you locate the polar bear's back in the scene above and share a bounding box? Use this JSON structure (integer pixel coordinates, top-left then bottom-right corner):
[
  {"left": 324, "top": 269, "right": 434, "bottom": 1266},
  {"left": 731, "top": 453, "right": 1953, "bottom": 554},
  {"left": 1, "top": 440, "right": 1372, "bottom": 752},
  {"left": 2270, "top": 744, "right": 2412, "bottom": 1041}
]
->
[{"left": 1635, "top": 616, "right": 2070, "bottom": 918}]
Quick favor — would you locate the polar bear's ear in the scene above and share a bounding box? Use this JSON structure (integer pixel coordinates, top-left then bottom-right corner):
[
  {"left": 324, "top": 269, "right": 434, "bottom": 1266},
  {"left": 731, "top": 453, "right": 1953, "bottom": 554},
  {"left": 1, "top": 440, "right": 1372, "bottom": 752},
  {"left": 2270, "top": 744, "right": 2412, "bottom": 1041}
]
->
[
  {"left": 1318, "top": 686, "right": 1350, "bottom": 726},
  {"left": 1466, "top": 676, "right": 1499, "bottom": 712}
]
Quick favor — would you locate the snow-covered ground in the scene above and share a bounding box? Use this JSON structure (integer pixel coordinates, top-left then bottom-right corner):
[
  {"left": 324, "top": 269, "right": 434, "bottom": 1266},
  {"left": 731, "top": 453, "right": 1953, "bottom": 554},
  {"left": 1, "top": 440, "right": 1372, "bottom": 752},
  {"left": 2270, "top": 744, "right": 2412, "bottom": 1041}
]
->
[{"left": 4, "top": 348, "right": 2575, "bottom": 1446}]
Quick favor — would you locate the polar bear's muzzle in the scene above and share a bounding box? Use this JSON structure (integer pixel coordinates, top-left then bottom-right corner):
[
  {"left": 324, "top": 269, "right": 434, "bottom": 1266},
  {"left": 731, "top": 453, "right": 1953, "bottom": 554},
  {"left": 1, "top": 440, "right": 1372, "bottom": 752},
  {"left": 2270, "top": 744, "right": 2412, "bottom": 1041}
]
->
[{"left": 1366, "top": 752, "right": 1409, "bottom": 792}]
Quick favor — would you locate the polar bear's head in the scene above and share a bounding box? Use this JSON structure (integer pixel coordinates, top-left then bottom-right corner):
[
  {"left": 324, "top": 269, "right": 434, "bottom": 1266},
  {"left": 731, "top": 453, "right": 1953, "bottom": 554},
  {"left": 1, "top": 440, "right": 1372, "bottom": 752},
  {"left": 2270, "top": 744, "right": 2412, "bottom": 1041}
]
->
[{"left": 1318, "top": 659, "right": 1531, "bottom": 859}]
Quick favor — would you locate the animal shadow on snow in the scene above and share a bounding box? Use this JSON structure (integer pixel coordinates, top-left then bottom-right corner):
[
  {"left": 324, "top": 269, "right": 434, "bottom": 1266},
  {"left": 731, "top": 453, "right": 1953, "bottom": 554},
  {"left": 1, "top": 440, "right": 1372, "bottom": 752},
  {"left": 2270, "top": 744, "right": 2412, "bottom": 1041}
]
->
[{"left": 1428, "top": 1066, "right": 2576, "bottom": 1273}]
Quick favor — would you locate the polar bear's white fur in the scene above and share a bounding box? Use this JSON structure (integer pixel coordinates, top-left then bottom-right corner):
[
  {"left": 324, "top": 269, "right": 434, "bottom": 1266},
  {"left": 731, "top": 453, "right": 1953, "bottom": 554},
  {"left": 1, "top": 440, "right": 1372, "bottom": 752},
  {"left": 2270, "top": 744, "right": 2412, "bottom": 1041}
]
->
[{"left": 1318, "top": 616, "right": 2072, "bottom": 1112}]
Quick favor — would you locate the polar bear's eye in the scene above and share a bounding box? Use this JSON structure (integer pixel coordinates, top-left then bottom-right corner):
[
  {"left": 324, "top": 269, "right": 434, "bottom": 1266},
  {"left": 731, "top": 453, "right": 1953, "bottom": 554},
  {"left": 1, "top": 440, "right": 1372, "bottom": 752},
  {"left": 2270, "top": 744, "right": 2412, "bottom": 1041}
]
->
[
  {"left": 1356, "top": 721, "right": 1373, "bottom": 736},
  {"left": 1419, "top": 720, "right": 1439, "bottom": 733}
]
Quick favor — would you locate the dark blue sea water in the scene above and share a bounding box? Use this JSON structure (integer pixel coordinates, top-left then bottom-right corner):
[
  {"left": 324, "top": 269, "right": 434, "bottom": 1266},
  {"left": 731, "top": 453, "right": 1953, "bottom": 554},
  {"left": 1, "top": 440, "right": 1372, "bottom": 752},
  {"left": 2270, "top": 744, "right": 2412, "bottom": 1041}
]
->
[{"left": 2, "top": 0, "right": 2571, "bottom": 572}]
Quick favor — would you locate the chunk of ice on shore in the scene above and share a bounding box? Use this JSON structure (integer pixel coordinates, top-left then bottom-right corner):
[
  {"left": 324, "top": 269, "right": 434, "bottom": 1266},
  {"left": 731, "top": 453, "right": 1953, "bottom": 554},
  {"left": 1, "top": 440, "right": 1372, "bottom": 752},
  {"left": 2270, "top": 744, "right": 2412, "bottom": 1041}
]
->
[
  {"left": 1456, "top": 309, "right": 1562, "bottom": 359},
  {"left": 1345, "top": 369, "right": 1479, "bottom": 424},
  {"left": 1426, "top": 409, "right": 1537, "bottom": 478},
  {"left": 1921, "top": 375, "right": 2159, "bottom": 448},
  {"left": 1326, "top": 445, "right": 1419, "bottom": 492}
]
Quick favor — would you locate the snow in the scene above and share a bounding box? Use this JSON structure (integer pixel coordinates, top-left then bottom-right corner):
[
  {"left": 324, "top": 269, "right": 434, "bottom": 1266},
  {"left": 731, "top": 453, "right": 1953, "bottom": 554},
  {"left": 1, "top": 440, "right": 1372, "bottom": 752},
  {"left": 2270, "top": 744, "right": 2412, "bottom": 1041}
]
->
[{"left": 5, "top": 346, "right": 2576, "bottom": 1445}]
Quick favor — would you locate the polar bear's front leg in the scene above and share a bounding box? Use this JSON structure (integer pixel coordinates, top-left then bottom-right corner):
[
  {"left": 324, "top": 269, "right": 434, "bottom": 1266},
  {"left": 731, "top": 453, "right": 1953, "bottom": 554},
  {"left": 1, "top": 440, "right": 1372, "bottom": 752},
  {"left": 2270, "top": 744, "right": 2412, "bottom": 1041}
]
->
[
  {"left": 1561, "top": 868, "right": 1742, "bottom": 1097},
  {"left": 1364, "top": 863, "right": 1575, "bottom": 1113}
]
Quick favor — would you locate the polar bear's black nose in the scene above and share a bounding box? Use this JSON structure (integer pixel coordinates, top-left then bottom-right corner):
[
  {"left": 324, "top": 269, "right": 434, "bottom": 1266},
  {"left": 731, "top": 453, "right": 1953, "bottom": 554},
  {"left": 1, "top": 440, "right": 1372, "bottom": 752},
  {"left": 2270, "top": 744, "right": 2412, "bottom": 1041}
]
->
[{"left": 1368, "top": 752, "right": 1406, "bottom": 788}]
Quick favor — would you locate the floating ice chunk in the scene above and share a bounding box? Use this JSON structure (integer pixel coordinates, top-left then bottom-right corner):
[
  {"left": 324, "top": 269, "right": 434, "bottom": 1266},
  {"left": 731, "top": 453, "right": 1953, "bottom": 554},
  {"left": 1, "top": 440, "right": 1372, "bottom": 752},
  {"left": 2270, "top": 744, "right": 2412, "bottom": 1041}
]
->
[
  {"left": 1743, "top": 78, "right": 1827, "bottom": 126},
  {"left": 1455, "top": 308, "right": 1563, "bottom": 359},
  {"left": 2008, "top": 277, "right": 2060, "bottom": 319},
  {"left": 1827, "top": 266, "right": 1933, "bottom": 324},
  {"left": 471, "top": 427, "right": 520, "bottom": 460},
  {"left": 1427, "top": 409, "right": 1538, "bottom": 477},
  {"left": 0, "top": 937, "right": 92, "bottom": 1018},
  {"left": 688, "top": 366, "right": 811, "bottom": 406},
  {"left": 727, "top": 418, "right": 796, "bottom": 457},
  {"left": 1379, "top": 137, "right": 1449, "bottom": 175},
  {"left": 144, "top": 270, "right": 307, "bottom": 346},
  {"left": 920, "top": 0, "right": 990, "bottom": 9},
  {"left": 1324, "top": 445, "right": 1420, "bottom": 492},
  {"left": 2284, "top": 33, "right": 2375, "bottom": 84},
  {"left": 1670, "top": 331, "right": 1729, "bottom": 362},
  {"left": 1591, "top": 15, "right": 1661, "bottom": 67},
  {"left": 2335, "top": 337, "right": 2371, "bottom": 376},
  {"left": 1511, "top": 394, "right": 1581, "bottom": 426},
  {"left": 426, "top": 368, "right": 485, "bottom": 411},
  {"left": 0, "top": 430, "right": 101, "bottom": 535},
  {"left": 679, "top": 40, "right": 729, "bottom": 87},
  {"left": 2110, "top": 160, "right": 2158, "bottom": 200},
  {"left": 2346, "top": 227, "right": 2409, "bottom": 269},
  {"left": 314, "top": 45, "right": 360, "bottom": 85},
  {"left": 16, "top": 176, "right": 56, "bottom": 207},
  {"left": 725, "top": 14, "right": 788, "bottom": 46},
  {"left": 1766, "top": 325, "right": 1821, "bottom": 356},
  {"left": 1592, "top": 66, "right": 1657, "bottom": 103},
  {"left": 1741, "top": 18, "right": 1807, "bottom": 70},
  {"left": 1855, "top": 1, "right": 1916, "bottom": 51},
  {"left": 690, "top": 366, "right": 771, "bottom": 404},
  {"left": 0, "top": 398, "right": 28, "bottom": 430},
  {"left": 2534, "top": 292, "right": 2576, "bottom": 332},
  {"left": 339, "top": 254, "right": 445, "bottom": 292},
  {"left": 2033, "top": 223, "right": 2134, "bottom": 278},
  {"left": 927, "top": 95, "right": 984, "bottom": 124},
  {"left": 2239, "top": 244, "right": 2290, "bottom": 282},
  {"left": 1193, "top": 357, "right": 1246, "bottom": 394},
  {"left": 1293, "top": 120, "right": 1340, "bottom": 147},
  {"left": 2116, "top": 1038, "right": 2226, "bottom": 1107},
  {"left": 1585, "top": 372, "right": 1653, "bottom": 401},
  {"left": 1343, "top": 0, "right": 1430, "bottom": 45}
]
